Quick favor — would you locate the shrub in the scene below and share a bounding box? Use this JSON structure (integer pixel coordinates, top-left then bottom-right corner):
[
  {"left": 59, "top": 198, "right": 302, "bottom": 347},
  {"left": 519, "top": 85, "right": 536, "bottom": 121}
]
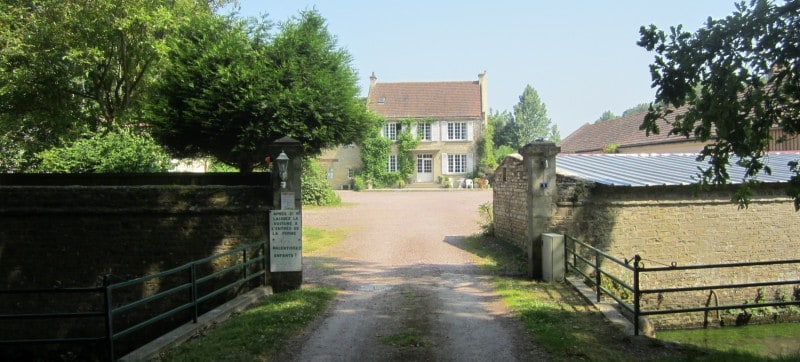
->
[
  {"left": 301, "top": 158, "right": 341, "bottom": 206},
  {"left": 36, "top": 128, "right": 171, "bottom": 173}
]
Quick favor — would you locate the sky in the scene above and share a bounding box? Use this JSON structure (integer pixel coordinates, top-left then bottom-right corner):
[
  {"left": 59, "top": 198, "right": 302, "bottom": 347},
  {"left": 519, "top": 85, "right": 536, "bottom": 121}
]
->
[{"left": 231, "top": 0, "right": 740, "bottom": 137}]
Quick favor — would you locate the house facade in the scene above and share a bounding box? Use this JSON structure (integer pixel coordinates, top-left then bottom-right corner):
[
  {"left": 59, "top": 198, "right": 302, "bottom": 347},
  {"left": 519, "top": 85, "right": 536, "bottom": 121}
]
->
[{"left": 319, "top": 72, "right": 488, "bottom": 189}]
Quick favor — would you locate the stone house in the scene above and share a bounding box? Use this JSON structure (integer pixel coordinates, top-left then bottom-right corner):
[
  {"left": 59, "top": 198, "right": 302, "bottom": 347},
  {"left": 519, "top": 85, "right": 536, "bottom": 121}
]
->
[
  {"left": 319, "top": 72, "right": 489, "bottom": 189},
  {"left": 493, "top": 144, "right": 800, "bottom": 328},
  {"left": 560, "top": 105, "right": 800, "bottom": 154}
]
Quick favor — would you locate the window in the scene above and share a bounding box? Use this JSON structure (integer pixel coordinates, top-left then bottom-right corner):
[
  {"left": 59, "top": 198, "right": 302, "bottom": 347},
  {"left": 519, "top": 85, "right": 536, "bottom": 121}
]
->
[
  {"left": 326, "top": 168, "right": 333, "bottom": 180},
  {"left": 387, "top": 154, "right": 397, "bottom": 172},
  {"left": 418, "top": 122, "right": 431, "bottom": 141},
  {"left": 383, "top": 122, "right": 401, "bottom": 141},
  {"left": 447, "top": 122, "right": 467, "bottom": 140},
  {"left": 448, "top": 154, "right": 467, "bottom": 173},
  {"left": 347, "top": 168, "right": 355, "bottom": 179}
]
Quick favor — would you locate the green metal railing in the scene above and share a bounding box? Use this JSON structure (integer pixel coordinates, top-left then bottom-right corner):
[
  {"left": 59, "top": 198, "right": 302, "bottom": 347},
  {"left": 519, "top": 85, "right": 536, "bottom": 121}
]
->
[
  {"left": 564, "top": 235, "right": 800, "bottom": 335},
  {"left": 0, "top": 240, "right": 268, "bottom": 361}
]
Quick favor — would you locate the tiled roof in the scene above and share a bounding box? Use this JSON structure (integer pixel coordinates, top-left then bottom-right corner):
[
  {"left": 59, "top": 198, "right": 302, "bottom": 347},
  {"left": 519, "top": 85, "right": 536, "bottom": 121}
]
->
[
  {"left": 556, "top": 152, "right": 800, "bottom": 187},
  {"left": 367, "top": 81, "right": 482, "bottom": 119},
  {"left": 560, "top": 105, "right": 702, "bottom": 153}
]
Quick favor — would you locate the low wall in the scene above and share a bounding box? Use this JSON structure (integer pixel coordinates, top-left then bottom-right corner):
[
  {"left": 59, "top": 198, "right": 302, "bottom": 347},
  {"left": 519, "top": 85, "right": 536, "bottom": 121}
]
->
[
  {"left": 492, "top": 155, "right": 800, "bottom": 329},
  {"left": 0, "top": 173, "right": 272, "bottom": 357}
]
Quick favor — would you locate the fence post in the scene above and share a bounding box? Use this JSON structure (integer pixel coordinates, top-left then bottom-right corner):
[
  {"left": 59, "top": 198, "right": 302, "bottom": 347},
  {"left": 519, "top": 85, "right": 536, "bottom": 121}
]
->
[
  {"left": 564, "top": 236, "right": 569, "bottom": 275},
  {"left": 191, "top": 263, "right": 198, "bottom": 323},
  {"left": 242, "top": 248, "right": 248, "bottom": 282},
  {"left": 633, "top": 254, "right": 641, "bottom": 336},
  {"left": 103, "top": 275, "right": 114, "bottom": 362},
  {"left": 595, "top": 249, "right": 602, "bottom": 303},
  {"left": 262, "top": 241, "right": 268, "bottom": 286}
]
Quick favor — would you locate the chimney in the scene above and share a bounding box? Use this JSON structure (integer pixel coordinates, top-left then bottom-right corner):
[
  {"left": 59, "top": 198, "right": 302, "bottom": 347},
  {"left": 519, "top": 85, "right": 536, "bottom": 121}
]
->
[
  {"left": 478, "top": 71, "right": 488, "bottom": 125},
  {"left": 369, "top": 72, "right": 377, "bottom": 91}
]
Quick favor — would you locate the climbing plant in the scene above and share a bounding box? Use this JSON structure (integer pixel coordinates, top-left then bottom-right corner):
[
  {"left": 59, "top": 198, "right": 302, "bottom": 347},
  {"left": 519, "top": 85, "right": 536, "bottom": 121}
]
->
[{"left": 395, "top": 118, "right": 420, "bottom": 184}]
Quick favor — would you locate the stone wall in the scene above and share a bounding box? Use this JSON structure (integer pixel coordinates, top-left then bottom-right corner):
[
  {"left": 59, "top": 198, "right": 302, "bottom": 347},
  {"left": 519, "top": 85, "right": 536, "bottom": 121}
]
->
[
  {"left": 492, "top": 154, "right": 528, "bottom": 249},
  {"left": 0, "top": 173, "right": 273, "bottom": 357},
  {"left": 492, "top": 154, "right": 800, "bottom": 329}
]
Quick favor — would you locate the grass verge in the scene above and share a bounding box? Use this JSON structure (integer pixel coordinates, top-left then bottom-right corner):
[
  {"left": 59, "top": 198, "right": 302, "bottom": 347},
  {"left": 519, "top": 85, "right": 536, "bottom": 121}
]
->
[
  {"left": 159, "top": 226, "right": 346, "bottom": 361},
  {"left": 158, "top": 287, "right": 335, "bottom": 361},
  {"left": 461, "top": 234, "right": 800, "bottom": 361},
  {"left": 658, "top": 323, "right": 800, "bottom": 360},
  {"left": 302, "top": 227, "right": 347, "bottom": 254}
]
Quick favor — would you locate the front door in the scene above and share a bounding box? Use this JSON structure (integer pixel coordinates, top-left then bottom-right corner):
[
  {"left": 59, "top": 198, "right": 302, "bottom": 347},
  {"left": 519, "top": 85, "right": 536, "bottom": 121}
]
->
[{"left": 416, "top": 154, "right": 433, "bottom": 182}]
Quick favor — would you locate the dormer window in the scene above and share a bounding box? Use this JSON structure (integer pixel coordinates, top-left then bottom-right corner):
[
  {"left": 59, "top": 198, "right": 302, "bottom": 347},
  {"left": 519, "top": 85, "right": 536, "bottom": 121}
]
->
[{"left": 377, "top": 97, "right": 385, "bottom": 104}]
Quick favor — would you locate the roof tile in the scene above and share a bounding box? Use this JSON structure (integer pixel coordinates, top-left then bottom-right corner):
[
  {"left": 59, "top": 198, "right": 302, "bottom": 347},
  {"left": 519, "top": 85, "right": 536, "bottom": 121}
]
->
[{"left": 367, "top": 81, "right": 482, "bottom": 118}]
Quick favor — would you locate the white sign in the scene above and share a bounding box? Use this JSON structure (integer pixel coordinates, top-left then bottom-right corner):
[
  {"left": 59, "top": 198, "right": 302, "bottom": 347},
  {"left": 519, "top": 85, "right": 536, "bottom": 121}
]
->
[{"left": 269, "top": 210, "right": 302, "bottom": 272}]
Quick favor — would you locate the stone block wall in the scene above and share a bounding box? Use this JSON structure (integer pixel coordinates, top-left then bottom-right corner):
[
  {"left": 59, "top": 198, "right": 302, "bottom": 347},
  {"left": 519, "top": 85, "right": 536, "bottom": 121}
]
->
[
  {"left": 492, "top": 153, "right": 800, "bottom": 329},
  {"left": 0, "top": 173, "right": 272, "bottom": 357},
  {"left": 492, "top": 154, "right": 528, "bottom": 249}
]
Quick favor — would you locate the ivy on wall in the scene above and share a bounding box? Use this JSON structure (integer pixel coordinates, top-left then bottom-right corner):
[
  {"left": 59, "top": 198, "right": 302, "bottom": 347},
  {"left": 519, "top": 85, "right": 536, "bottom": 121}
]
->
[{"left": 357, "top": 117, "right": 420, "bottom": 188}]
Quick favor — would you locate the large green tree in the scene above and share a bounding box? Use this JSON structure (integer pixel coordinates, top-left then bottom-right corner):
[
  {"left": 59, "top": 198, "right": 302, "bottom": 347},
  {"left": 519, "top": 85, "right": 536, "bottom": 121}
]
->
[
  {"left": 499, "top": 85, "right": 560, "bottom": 149},
  {"left": 149, "top": 10, "right": 376, "bottom": 171},
  {"left": 0, "top": 0, "right": 220, "bottom": 171},
  {"left": 638, "top": 0, "right": 800, "bottom": 209}
]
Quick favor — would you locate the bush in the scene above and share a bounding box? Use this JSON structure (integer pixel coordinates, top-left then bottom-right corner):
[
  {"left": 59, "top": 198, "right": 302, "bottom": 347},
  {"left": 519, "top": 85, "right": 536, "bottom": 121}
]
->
[
  {"left": 352, "top": 175, "right": 366, "bottom": 191},
  {"left": 301, "top": 158, "right": 341, "bottom": 206},
  {"left": 36, "top": 128, "right": 171, "bottom": 173}
]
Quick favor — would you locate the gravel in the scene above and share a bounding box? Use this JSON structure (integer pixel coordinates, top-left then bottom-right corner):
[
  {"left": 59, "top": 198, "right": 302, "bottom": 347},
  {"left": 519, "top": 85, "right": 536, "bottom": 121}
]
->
[{"left": 276, "top": 190, "right": 549, "bottom": 362}]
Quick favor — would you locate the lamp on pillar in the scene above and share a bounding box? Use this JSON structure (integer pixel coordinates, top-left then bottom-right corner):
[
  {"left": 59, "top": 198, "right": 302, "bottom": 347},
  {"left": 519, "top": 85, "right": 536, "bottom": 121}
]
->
[{"left": 277, "top": 150, "right": 289, "bottom": 189}]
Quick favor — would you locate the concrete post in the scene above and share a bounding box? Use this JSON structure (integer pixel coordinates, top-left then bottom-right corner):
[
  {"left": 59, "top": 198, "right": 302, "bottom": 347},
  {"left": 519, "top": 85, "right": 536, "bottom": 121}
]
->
[
  {"left": 519, "top": 141, "right": 560, "bottom": 279},
  {"left": 267, "top": 136, "right": 303, "bottom": 292}
]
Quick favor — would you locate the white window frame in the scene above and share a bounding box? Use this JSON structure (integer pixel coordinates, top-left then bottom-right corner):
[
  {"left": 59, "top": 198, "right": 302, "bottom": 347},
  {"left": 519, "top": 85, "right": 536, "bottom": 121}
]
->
[
  {"left": 347, "top": 168, "right": 355, "bottom": 179},
  {"left": 418, "top": 122, "right": 431, "bottom": 141},
  {"left": 387, "top": 154, "right": 398, "bottom": 172},
  {"left": 383, "top": 122, "right": 400, "bottom": 141},
  {"left": 447, "top": 154, "right": 467, "bottom": 173},
  {"left": 446, "top": 122, "right": 473, "bottom": 141}
]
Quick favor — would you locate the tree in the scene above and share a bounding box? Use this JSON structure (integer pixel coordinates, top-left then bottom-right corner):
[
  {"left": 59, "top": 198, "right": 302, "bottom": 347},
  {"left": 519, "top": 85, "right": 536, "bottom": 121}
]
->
[
  {"left": 638, "top": 0, "right": 800, "bottom": 209},
  {"left": 622, "top": 103, "right": 650, "bottom": 117},
  {"left": 0, "top": 0, "right": 220, "bottom": 171},
  {"left": 596, "top": 110, "right": 618, "bottom": 122},
  {"left": 148, "top": 10, "right": 376, "bottom": 171},
  {"left": 504, "top": 85, "right": 560, "bottom": 149},
  {"left": 490, "top": 109, "right": 515, "bottom": 148}
]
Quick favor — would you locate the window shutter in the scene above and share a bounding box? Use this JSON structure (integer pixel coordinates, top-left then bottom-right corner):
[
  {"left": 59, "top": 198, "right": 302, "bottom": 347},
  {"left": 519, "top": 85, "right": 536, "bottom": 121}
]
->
[
  {"left": 411, "top": 123, "right": 418, "bottom": 139},
  {"left": 442, "top": 121, "right": 449, "bottom": 141},
  {"left": 441, "top": 153, "right": 449, "bottom": 174},
  {"left": 467, "top": 122, "right": 474, "bottom": 141},
  {"left": 467, "top": 153, "right": 475, "bottom": 173},
  {"left": 380, "top": 124, "right": 386, "bottom": 138},
  {"left": 432, "top": 122, "right": 439, "bottom": 141}
]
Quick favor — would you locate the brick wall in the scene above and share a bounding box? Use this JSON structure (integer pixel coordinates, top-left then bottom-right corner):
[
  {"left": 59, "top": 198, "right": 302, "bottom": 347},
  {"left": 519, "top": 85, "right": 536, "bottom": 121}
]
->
[
  {"left": 493, "top": 156, "right": 800, "bottom": 329},
  {"left": 0, "top": 173, "right": 273, "bottom": 357}
]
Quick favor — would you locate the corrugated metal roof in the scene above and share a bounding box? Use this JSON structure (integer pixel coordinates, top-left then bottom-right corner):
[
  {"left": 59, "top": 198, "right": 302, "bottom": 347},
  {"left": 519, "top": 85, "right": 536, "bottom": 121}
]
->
[{"left": 556, "top": 152, "right": 800, "bottom": 187}]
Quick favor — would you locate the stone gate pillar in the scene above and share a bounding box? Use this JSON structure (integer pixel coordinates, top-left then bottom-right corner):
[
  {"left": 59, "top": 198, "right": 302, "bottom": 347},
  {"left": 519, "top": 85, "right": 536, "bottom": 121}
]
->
[
  {"left": 520, "top": 141, "right": 560, "bottom": 279},
  {"left": 267, "top": 136, "right": 303, "bottom": 292}
]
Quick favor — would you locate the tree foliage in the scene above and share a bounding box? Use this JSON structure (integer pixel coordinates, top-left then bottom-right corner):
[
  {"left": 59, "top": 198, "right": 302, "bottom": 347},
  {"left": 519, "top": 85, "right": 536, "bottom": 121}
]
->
[
  {"left": 148, "top": 10, "right": 375, "bottom": 171},
  {"left": 395, "top": 121, "right": 419, "bottom": 183},
  {"left": 490, "top": 109, "right": 514, "bottom": 149},
  {"left": 0, "top": 0, "right": 220, "bottom": 170},
  {"left": 596, "top": 110, "right": 618, "bottom": 122},
  {"left": 493, "top": 85, "right": 560, "bottom": 150},
  {"left": 622, "top": 103, "right": 650, "bottom": 117},
  {"left": 301, "top": 157, "right": 341, "bottom": 206},
  {"left": 638, "top": 0, "right": 800, "bottom": 209},
  {"left": 35, "top": 128, "right": 171, "bottom": 173}
]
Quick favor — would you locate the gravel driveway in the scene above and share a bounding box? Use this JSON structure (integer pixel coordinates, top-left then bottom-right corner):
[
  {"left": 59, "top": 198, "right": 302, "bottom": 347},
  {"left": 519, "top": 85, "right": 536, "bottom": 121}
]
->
[{"left": 277, "top": 190, "right": 549, "bottom": 361}]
